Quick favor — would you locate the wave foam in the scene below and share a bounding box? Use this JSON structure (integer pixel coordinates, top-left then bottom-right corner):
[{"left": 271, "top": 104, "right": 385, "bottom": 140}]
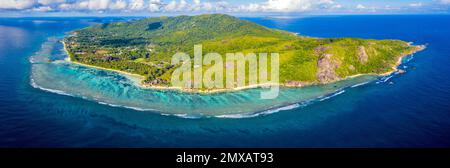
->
[
  {"left": 30, "top": 78, "right": 73, "bottom": 97},
  {"left": 405, "top": 55, "right": 414, "bottom": 62},
  {"left": 96, "top": 101, "right": 158, "bottom": 112},
  {"left": 32, "top": 75, "right": 158, "bottom": 113},
  {"left": 215, "top": 103, "right": 302, "bottom": 119},
  {"left": 377, "top": 75, "right": 394, "bottom": 84},
  {"left": 351, "top": 82, "right": 370, "bottom": 88},
  {"left": 319, "top": 90, "right": 346, "bottom": 101},
  {"left": 173, "top": 114, "right": 203, "bottom": 119}
]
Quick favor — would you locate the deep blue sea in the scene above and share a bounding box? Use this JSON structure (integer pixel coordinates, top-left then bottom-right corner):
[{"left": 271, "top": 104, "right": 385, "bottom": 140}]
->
[{"left": 1, "top": 15, "right": 450, "bottom": 147}]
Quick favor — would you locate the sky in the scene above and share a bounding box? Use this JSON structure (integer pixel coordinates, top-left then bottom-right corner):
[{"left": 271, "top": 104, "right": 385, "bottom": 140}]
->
[{"left": 1, "top": 0, "right": 450, "bottom": 16}]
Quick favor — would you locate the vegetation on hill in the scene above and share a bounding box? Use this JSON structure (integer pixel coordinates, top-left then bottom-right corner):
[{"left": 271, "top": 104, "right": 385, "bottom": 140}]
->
[{"left": 64, "top": 14, "right": 422, "bottom": 90}]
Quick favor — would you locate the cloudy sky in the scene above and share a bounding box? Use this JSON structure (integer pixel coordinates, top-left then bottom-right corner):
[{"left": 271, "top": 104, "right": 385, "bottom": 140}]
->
[{"left": 1, "top": 0, "right": 450, "bottom": 16}]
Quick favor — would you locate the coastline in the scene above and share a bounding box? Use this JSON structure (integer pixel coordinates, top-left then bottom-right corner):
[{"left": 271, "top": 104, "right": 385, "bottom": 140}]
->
[
  {"left": 62, "top": 41, "right": 426, "bottom": 94},
  {"left": 345, "top": 44, "right": 427, "bottom": 79},
  {"left": 62, "top": 41, "right": 145, "bottom": 80},
  {"left": 380, "top": 44, "right": 427, "bottom": 76}
]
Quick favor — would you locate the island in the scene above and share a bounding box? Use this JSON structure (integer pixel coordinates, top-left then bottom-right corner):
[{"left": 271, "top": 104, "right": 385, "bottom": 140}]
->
[{"left": 63, "top": 14, "right": 425, "bottom": 92}]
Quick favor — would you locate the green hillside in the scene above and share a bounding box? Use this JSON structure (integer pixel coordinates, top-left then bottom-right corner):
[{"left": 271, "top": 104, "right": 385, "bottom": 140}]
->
[{"left": 64, "top": 14, "right": 422, "bottom": 89}]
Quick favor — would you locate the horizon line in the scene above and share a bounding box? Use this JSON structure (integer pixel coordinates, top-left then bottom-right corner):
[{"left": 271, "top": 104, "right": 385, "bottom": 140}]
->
[{"left": 1, "top": 12, "right": 450, "bottom": 18}]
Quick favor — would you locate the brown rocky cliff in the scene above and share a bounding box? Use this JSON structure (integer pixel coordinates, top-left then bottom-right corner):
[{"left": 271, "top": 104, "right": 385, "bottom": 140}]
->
[
  {"left": 358, "top": 46, "right": 369, "bottom": 64},
  {"left": 315, "top": 46, "right": 340, "bottom": 83}
]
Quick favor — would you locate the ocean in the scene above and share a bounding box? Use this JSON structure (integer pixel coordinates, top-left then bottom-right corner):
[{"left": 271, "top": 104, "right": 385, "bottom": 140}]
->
[{"left": 0, "top": 15, "right": 449, "bottom": 147}]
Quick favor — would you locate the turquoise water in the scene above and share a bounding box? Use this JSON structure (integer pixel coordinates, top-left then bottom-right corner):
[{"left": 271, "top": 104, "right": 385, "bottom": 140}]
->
[{"left": 1, "top": 16, "right": 450, "bottom": 147}]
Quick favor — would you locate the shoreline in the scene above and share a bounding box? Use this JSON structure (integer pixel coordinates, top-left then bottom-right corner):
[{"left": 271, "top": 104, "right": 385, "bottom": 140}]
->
[
  {"left": 381, "top": 44, "right": 427, "bottom": 76},
  {"left": 62, "top": 41, "right": 426, "bottom": 94},
  {"left": 344, "top": 44, "right": 427, "bottom": 79},
  {"left": 62, "top": 41, "right": 145, "bottom": 80}
]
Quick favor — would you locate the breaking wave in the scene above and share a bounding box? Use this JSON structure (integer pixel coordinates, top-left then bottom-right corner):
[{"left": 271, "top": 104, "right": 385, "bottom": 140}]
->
[
  {"left": 30, "top": 78, "right": 73, "bottom": 97},
  {"left": 319, "top": 90, "right": 346, "bottom": 101},
  {"left": 215, "top": 103, "right": 302, "bottom": 119},
  {"left": 351, "top": 81, "right": 370, "bottom": 88}
]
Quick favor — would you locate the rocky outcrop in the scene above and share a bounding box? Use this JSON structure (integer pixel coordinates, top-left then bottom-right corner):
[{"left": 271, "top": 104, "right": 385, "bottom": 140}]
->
[
  {"left": 317, "top": 54, "right": 340, "bottom": 83},
  {"left": 314, "top": 46, "right": 331, "bottom": 55},
  {"left": 358, "top": 46, "right": 368, "bottom": 64},
  {"left": 143, "top": 78, "right": 169, "bottom": 85},
  {"left": 315, "top": 46, "right": 340, "bottom": 83}
]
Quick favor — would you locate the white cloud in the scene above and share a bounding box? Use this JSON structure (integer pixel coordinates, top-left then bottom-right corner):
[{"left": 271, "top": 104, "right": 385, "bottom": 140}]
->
[
  {"left": 148, "top": 0, "right": 164, "bottom": 12},
  {"left": 54, "top": 0, "right": 113, "bottom": 11},
  {"left": 0, "top": 0, "right": 339, "bottom": 13},
  {"left": 0, "top": 0, "right": 37, "bottom": 10},
  {"left": 128, "top": 0, "right": 145, "bottom": 10},
  {"left": 38, "top": 0, "right": 66, "bottom": 5},
  {"left": 162, "top": 0, "right": 228, "bottom": 12},
  {"left": 84, "top": 0, "right": 111, "bottom": 10},
  {"left": 331, "top": 4, "right": 342, "bottom": 9},
  {"left": 164, "top": 0, "right": 178, "bottom": 11},
  {"left": 5, "top": 0, "right": 443, "bottom": 14},
  {"left": 238, "top": 0, "right": 336, "bottom": 12},
  {"left": 409, "top": 3, "right": 423, "bottom": 7},
  {"left": 110, "top": 0, "right": 127, "bottom": 10},
  {"left": 356, "top": 4, "right": 366, "bottom": 9},
  {"left": 164, "top": 0, "right": 189, "bottom": 12},
  {"left": 32, "top": 6, "right": 54, "bottom": 12}
]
